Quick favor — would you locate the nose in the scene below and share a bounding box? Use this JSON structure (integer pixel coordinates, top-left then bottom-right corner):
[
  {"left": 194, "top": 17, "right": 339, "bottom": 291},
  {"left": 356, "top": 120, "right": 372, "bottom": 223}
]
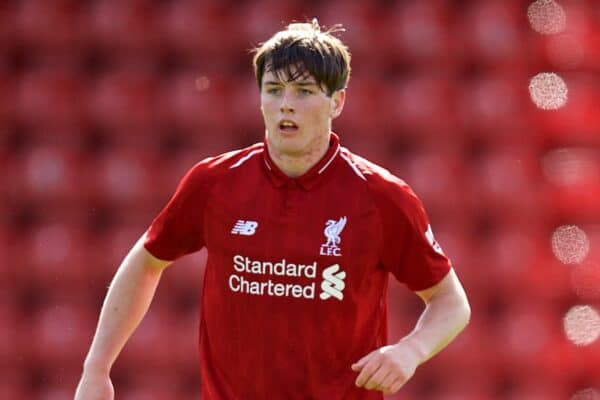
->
[{"left": 279, "top": 88, "right": 295, "bottom": 114}]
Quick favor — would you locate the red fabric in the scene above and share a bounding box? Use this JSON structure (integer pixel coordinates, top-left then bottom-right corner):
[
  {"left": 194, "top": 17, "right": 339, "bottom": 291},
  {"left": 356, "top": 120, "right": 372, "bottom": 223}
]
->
[{"left": 144, "top": 133, "right": 451, "bottom": 400}]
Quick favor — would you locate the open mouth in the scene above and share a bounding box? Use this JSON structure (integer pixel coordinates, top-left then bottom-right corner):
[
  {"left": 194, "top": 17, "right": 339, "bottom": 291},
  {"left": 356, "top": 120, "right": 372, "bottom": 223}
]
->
[{"left": 278, "top": 120, "right": 299, "bottom": 133}]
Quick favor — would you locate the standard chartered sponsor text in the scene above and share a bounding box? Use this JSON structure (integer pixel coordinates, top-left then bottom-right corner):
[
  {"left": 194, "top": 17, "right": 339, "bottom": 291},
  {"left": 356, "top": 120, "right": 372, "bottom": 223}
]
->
[{"left": 229, "top": 255, "right": 317, "bottom": 299}]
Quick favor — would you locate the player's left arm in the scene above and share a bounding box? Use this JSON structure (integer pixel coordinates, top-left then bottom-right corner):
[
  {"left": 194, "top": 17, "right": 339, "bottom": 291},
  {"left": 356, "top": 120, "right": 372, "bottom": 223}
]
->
[{"left": 352, "top": 268, "right": 470, "bottom": 395}]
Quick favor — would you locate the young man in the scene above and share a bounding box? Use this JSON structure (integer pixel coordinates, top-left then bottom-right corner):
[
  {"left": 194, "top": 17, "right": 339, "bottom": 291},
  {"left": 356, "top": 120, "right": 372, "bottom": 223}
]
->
[{"left": 76, "top": 20, "right": 470, "bottom": 399}]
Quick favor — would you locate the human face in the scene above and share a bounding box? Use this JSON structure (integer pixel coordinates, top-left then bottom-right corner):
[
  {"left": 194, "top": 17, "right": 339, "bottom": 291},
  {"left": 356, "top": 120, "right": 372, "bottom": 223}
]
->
[{"left": 260, "top": 68, "right": 345, "bottom": 158}]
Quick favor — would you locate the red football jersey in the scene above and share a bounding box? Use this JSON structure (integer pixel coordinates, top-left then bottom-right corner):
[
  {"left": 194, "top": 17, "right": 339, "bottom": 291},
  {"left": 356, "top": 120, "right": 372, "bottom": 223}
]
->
[{"left": 144, "top": 133, "right": 451, "bottom": 400}]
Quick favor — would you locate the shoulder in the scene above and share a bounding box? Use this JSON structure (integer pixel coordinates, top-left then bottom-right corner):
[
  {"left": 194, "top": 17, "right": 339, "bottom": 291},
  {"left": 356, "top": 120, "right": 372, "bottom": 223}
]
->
[
  {"left": 184, "top": 142, "right": 264, "bottom": 182},
  {"left": 339, "top": 147, "right": 418, "bottom": 210}
]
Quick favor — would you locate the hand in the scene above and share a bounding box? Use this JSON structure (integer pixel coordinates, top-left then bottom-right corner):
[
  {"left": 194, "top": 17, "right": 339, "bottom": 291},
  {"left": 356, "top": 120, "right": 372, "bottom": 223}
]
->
[
  {"left": 351, "top": 341, "right": 423, "bottom": 395},
  {"left": 74, "top": 371, "right": 114, "bottom": 400}
]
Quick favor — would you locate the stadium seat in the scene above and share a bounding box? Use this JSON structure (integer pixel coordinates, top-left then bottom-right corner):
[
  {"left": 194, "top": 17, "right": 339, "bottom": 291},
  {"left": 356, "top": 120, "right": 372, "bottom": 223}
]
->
[
  {"left": 91, "top": 146, "right": 162, "bottom": 208},
  {"left": 14, "top": 66, "right": 84, "bottom": 129},
  {"left": 456, "top": 72, "right": 534, "bottom": 146},
  {"left": 238, "top": 0, "right": 301, "bottom": 39},
  {"left": 458, "top": 1, "right": 529, "bottom": 70},
  {"left": 24, "top": 221, "right": 97, "bottom": 292},
  {"left": 0, "top": 69, "right": 14, "bottom": 124},
  {"left": 157, "top": 0, "right": 241, "bottom": 62},
  {"left": 388, "top": 145, "right": 470, "bottom": 224},
  {"left": 381, "top": 74, "right": 460, "bottom": 146},
  {"left": 10, "top": 144, "right": 88, "bottom": 210},
  {"left": 86, "top": 67, "right": 158, "bottom": 131},
  {"left": 29, "top": 301, "right": 95, "bottom": 369},
  {"left": 383, "top": 1, "right": 458, "bottom": 71},
  {"left": 334, "top": 74, "right": 386, "bottom": 140},
  {"left": 82, "top": 0, "right": 158, "bottom": 58},
  {"left": 12, "top": 0, "right": 82, "bottom": 57},
  {"left": 156, "top": 69, "right": 229, "bottom": 133},
  {"left": 228, "top": 77, "right": 264, "bottom": 135},
  {"left": 469, "top": 147, "right": 543, "bottom": 222}
]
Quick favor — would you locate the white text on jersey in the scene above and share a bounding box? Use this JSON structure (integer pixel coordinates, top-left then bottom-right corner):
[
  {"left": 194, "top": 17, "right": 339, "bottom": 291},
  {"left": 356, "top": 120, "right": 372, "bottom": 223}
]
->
[{"left": 231, "top": 220, "right": 258, "bottom": 236}]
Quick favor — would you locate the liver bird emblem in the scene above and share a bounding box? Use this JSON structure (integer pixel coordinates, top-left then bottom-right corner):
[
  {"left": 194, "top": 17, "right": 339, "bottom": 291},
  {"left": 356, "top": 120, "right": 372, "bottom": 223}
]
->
[{"left": 324, "top": 216, "right": 347, "bottom": 248}]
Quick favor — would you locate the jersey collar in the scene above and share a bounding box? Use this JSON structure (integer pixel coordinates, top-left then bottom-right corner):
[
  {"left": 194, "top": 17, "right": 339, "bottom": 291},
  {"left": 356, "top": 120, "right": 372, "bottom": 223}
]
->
[{"left": 262, "top": 133, "right": 341, "bottom": 190}]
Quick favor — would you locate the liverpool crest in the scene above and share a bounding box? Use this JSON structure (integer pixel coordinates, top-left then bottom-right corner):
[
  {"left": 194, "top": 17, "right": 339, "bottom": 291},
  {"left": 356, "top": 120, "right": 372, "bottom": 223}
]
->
[{"left": 320, "top": 216, "right": 347, "bottom": 257}]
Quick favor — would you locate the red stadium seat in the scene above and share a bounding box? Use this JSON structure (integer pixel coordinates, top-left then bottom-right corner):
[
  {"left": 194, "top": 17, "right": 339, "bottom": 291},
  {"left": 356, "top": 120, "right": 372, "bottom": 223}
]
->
[
  {"left": 476, "top": 222, "right": 548, "bottom": 294},
  {"left": 0, "top": 69, "right": 15, "bottom": 124},
  {"left": 12, "top": 0, "right": 82, "bottom": 57},
  {"left": 90, "top": 147, "right": 163, "bottom": 208},
  {"left": 334, "top": 74, "right": 386, "bottom": 140},
  {"left": 14, "top": 66, "right": 84, "bottom": 129},
  {"left": 24, "top": 221, "right": 96, "bottom": 291},
  {"left": 30, "top": 301, "right": 95, "bottom": 369},
  {"left": 458, "top": 1, "right": 529, "bottom": 70},
  {"left": 383, "top": 1, "right": 458, "bottom": 71},
  {"left": 8, "top": 144, "right": 89, "bottom": 211},
  {"left": 157, "top": 0, "right": 241, "bottom": 63},
  {"left": 381, "top": 74, "right": 460, "bottom": 146},
  {"left": 228, "top": 77, "right": 264, "bottom": 135},
  {"left": 156, "top": 69, "right": 229, "bottom": 133},
  {"left": 469, "top": 147, "right": 543, "bottom": 222},
  {"left": 388, "top": 145, "right": 470, "bottom": 225},
  {"left": 539, "top": 146, "right": 600, "bottom": 220},
  {"left": 235, "top": 0, "right": 304, "bottom": 47},
  {"left": 82, "top": 0, "right": 158, "bottom": 58},
  {"left": 456, "top": 72, "right": 534, "bottom": 146},
  {"left": 86, "top": 67, "right": 158, "bottom": 131}
]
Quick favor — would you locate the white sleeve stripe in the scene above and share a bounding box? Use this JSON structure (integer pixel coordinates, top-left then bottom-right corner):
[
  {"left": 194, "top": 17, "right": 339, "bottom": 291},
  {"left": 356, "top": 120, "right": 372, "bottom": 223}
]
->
[
  {"left": 229, "top": 149, "right": 263, "bottom": 169},
  {"left": 340, "top": 151, "right": 366, "bottom": 180},
  {"left": 318, "top": 145, "right": 340, "bottom": 174}
]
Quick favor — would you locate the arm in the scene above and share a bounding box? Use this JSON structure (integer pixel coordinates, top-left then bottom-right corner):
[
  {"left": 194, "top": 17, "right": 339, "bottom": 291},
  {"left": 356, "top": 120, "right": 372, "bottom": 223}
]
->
[
  {"left": 75, "top": 235, "right": 171, "bottom": 400},
  {"left": 352, "top": 268, "right": 470, "bottom": 395}
]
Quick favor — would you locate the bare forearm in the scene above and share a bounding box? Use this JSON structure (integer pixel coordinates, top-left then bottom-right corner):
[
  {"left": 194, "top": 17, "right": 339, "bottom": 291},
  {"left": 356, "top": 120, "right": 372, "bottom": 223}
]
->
[
  {"left": 401, "top": 272, "right": 471, "bottom": 363},
  {"left": 83, "top": 239, "right": 167, "bottom": 373}
]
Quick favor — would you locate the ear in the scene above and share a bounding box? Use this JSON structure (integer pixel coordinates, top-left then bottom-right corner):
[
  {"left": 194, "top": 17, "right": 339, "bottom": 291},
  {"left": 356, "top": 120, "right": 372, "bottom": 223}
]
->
[{"left": 330, "top": 89, "right": 346, "bottom": 120}]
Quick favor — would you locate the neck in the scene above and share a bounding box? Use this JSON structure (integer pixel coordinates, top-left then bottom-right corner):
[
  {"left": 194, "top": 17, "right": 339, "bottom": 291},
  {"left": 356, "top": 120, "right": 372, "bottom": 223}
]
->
[{"left": 267, "top": 133, "right": 331, "bottom": 178}]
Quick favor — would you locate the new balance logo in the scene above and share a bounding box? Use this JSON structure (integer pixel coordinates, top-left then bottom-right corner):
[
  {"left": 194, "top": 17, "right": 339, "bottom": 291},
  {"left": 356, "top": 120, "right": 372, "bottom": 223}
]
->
[
  {"left": 231, "top": 220, "right": 258, "bottom": 236},
  {"left": 320, "top": 264, "right": 346, "bottom": 301}
]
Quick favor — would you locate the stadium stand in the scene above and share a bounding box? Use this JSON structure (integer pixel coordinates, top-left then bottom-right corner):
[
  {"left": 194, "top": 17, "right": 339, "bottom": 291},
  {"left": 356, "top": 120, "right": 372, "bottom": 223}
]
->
[{"left": 1, "top": 1, "right": 598, "bottom": 398}]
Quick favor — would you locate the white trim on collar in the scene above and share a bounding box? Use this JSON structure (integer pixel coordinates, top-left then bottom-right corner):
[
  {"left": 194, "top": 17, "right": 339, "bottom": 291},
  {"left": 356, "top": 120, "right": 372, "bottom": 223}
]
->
[{"left": 318, "top": 144, "right": 340, "bottom": 174}]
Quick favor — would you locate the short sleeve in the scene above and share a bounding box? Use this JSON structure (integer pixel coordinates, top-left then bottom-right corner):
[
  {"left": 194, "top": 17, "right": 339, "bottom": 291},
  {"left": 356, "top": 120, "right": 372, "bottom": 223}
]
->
[
  {"left": 371, "top": 174, "right": 452, "bottom": 291},
  {"left": 144, "top": 162, "right": 212, "bottom": 261}
]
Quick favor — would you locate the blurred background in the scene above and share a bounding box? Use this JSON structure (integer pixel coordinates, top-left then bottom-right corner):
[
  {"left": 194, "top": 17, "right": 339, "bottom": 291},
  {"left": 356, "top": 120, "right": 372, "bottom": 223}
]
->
[{"left": 1, "top": 0, "right": 599, "bottom": 398}]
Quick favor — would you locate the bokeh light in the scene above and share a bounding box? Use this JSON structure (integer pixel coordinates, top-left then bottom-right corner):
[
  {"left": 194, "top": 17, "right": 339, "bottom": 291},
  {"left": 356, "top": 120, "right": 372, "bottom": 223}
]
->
[
  {"left": 195, "top": 76, "right": 211, "bottom": 91},
  {"left": 563, "top": 305, "right": 600, "bottom": 346},
  {"left": 541, "top": 148, "right": 598, "bottom": 186},
  {"left": 551, "top": 225, "right": 590, "bottom": 264},
  {"left": 571, "top": 262, "right": 600, "bottom": 301},
  {"left": 571, "top": 388, "right": 600, "bottom": 400},
  {"left": 527, "top": 0, "right": 567, "bottom": 35},
  {"left": 528, "top": 72, "right": 568, "bottom": 109}
]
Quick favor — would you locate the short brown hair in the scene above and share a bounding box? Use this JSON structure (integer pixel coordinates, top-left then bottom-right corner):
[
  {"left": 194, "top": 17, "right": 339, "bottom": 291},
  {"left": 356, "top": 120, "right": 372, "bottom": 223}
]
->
[{"left": 252, "top": 19, "right": 351, "bottom": 97}]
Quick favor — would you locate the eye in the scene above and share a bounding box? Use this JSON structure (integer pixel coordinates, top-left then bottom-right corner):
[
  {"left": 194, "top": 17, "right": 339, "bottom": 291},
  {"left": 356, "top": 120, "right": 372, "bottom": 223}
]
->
[
  {"left": 265, "top": 87, "right": 281, "bottom": 95},
  {"left": 299, "top": 88, "right": 313, "bottom": 95}
]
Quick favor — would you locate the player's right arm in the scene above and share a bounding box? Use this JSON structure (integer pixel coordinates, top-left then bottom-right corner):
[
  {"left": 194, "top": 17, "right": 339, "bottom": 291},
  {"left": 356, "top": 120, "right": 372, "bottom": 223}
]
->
[{"left": 75, "top": 236, "right": 171, "bottom": 400}]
